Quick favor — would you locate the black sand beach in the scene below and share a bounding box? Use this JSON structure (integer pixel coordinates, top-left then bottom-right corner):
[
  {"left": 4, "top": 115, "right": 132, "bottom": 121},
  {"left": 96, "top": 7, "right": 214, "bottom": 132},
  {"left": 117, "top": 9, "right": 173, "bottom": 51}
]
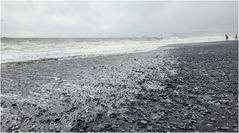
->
[{"left": 1, "top": 40, "right": 238, "bottom": 132}]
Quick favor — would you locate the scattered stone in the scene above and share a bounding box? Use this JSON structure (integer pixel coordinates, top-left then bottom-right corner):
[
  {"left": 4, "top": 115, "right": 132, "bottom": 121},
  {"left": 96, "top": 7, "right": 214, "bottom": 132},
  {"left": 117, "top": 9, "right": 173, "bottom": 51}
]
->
[
  {"left": 209, "top": 118, "right": 216, "bottom": 121},
  {"left": 206, "top": 123, "right": 212, "bottom": 127},
  {"left": 147, "top": 125, "right": 153, "bottom": 131},
  {"left": 214, "top": 112, "right": 219, "bottom": 115},
  {"left": 10, "top": 125, "right": 20, "bottom": 131},
  {"left": 55, "top": 118, "right": 61, "bottom": 123},
  {"left": 221, "top": 116, "right": 226, "bottom": 119},
  {"left": 190, "top": 120, "right": 197, "bottom": 123},
  {"left": 233, "top": 124, "right": 237, "bottom": 128},
  {"left": 218, "top": 126, "right": 230, "bottom": 130},
  {"left": 191, "top": 126, "right": 196, "bottom": 130},
  {"left": 1, "top": 41, "right": 238, "bottom": 132},
  {"left": 109, "top": 113, "right": 120, "bottom": 118},
  {"left": 138, "top": 120, "right": 147, "bottom": 127},
  {"left": 191, "top": 115, "right": 196, "bottom": 120}
]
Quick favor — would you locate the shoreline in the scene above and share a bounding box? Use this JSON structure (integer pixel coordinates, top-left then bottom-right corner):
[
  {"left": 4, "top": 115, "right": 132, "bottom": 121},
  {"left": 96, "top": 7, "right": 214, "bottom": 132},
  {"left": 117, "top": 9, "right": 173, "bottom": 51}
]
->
[
  {"left": 1, "top": 40, "right": 238, "bottom": 132},
  {"left": 1, "top": 40, "right": 229, "bottom": 65}
]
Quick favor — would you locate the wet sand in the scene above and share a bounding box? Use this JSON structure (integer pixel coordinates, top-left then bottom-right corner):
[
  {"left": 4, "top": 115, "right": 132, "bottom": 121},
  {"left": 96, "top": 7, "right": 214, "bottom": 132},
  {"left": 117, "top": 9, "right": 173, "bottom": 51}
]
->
[{"left": 1, "top": 40, "right": 238, "bottom": 132}]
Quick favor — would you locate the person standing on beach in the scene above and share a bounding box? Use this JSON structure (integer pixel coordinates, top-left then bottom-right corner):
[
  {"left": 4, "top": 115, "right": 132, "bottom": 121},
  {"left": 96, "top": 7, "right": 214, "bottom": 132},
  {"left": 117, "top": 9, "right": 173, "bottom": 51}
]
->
[
  {"left": 235, "top": 34, "right": 238, "bottom": 40},
  {"left": 225, "top": 34, "right": 229, "bottom": 41}
]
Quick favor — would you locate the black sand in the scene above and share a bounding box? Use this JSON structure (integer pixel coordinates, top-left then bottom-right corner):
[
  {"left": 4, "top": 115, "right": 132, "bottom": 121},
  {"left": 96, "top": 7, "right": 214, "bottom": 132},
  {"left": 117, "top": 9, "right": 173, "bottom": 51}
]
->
[{"left": 1, "top": 40, "right": 238, "bottom": 132}]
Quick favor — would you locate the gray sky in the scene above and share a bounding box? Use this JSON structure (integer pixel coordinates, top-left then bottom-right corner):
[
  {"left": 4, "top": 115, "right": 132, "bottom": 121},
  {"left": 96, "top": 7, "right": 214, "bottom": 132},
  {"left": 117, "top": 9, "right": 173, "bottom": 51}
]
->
[{"left": 1, "top": 1, "right": 238, "bottom": 37}]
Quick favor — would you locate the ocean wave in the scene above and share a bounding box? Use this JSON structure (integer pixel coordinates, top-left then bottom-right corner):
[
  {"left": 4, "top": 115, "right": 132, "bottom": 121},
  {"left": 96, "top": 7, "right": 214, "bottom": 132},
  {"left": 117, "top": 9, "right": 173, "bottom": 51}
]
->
[{"left": 1, "top": 36, "right": 224, "bottom": 63}]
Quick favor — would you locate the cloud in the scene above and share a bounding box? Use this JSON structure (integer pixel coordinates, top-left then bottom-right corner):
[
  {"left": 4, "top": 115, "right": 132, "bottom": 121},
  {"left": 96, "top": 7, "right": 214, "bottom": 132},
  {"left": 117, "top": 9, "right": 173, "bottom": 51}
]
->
[{"left": 1, "top": 1, "right": 238, "bottom": 37}]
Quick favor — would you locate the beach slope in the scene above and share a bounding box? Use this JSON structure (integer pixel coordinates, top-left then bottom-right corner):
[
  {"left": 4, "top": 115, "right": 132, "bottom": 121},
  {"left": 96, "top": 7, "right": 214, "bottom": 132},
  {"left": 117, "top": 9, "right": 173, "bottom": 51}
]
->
[{"left": 1, "top": 40, "right": 238, "bottom": 132}]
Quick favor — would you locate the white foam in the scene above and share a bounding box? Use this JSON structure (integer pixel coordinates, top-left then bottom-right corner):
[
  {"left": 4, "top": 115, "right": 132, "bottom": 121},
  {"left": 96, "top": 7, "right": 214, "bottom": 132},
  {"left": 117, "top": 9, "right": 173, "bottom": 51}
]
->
[{"left": 1, "top": 36, "right": 224, "bottom": 63}]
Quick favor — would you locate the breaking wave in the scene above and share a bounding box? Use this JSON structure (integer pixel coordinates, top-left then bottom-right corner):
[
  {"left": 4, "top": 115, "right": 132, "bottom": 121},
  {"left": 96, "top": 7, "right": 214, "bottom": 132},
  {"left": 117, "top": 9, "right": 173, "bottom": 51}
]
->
[{"left": 1, "top": 36, "right": 224, "bottom": 63}]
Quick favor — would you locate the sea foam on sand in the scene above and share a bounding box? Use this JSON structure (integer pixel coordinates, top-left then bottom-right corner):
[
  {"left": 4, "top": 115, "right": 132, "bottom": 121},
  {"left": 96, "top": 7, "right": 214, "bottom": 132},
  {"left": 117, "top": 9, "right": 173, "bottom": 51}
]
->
[{"left": 1, "top": 36, "right": 224, "bottom": 63}]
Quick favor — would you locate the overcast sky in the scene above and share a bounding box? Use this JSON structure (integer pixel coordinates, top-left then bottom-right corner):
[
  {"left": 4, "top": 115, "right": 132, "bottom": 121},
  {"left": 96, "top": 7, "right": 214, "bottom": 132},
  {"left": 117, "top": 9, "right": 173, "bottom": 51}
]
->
[{"left": 1, "top": 1, "right": 238, "bottom": 37}]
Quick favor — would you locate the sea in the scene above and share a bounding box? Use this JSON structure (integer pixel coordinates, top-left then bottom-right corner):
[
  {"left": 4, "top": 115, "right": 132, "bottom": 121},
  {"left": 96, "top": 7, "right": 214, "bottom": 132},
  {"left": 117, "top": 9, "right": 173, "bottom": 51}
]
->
[{"left": 1, "top": 36, "right": 224, "bottom": 63}]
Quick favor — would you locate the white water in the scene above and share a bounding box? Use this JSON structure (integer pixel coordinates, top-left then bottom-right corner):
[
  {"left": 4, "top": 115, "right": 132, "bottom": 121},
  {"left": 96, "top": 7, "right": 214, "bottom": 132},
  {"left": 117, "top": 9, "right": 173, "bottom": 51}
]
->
[{"left": 1, "top": 36, "right": 224, "bottom": 63}]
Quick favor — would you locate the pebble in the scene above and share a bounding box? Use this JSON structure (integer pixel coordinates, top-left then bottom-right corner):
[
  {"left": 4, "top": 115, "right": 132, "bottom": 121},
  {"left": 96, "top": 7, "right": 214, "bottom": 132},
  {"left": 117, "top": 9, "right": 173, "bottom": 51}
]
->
[
  {"left": 209, "top": 118, "right": 216, "bottom": 121},
  {"left": 190, "top": 120, "right": 197, "bottom": 123},
  {"left": 140, "top": 120, "right": 147, "bottom": 125},
  {"left": 232, "top": 124, "right": 237, "bottom": 128},
  {"left": 191, "top": 126, "right": 196, "bottom": 130},
  {"left": 221, "top": 116, "right": 226, "bottom": 119},
  {"left": 214, "top": 112, "right": 219, "bottom": 115},
  {"left": 109, "top": 113, "right": 119, "bottom": 118},
  {"left": 54, "top": 118, "right": 61, "bottom": 123},
  {"left": 218, "top": 126, "right": 230, "bottom": 130},
  {"left": 206, "top": 123, "right": 212, "bottom": 127},
  {"left": 191, "top": 115, "right": 196, "bottom": 120},
  {"left": 10, "top": 125, "right": 20, "bottom": 131},
  {"left": 147, "top": 125, "right": 153, "bottom": 131}
]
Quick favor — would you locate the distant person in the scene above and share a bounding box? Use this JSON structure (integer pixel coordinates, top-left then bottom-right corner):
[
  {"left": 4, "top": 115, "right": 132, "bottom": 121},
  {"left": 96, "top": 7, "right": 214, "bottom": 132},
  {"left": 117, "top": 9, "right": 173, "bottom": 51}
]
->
[
  {"left": 225, "top": 34, "right": 229, "bottom": 41},
  {"left": 235, "top": 34, "right": 238, "bottom": 40}
]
